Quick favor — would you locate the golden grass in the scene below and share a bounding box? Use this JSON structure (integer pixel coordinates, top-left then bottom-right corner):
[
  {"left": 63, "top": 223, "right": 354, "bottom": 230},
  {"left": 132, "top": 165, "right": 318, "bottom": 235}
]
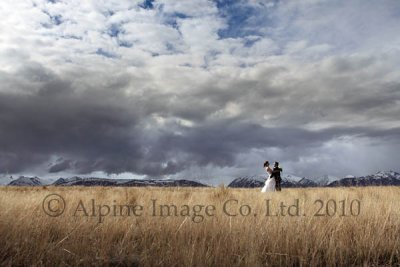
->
[{"left": 0, "top": 186, "right": 399, "bottom": 266}]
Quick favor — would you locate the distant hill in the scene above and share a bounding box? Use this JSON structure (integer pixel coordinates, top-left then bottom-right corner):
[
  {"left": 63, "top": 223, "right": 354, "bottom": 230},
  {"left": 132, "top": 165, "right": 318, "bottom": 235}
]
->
[
  {"left": 8, "top": 176, "right": 43, "bottom": 186},
  {"left": 227, "top": 175, "right": 265, "bottom": 188},
  {"left": 296, "top": 177, "right": 319, "bottom": 187},
  {"left": 52, "top": 177, "right": 209, "bottom": 187},
  {"left": 327, "top": 171, "right": 400, "bottom": 187},
  {"left": 314, "top": 175, "right": 340, "bottom": 186},
  {"left": 228, "top": 171, "right": 400, "bottom": 188},
  {"left": 4, "top": 170, "right": 400, "bottom": 188},
  {"left": 228, "top": 174, "right": 318, "bottom": 188}
]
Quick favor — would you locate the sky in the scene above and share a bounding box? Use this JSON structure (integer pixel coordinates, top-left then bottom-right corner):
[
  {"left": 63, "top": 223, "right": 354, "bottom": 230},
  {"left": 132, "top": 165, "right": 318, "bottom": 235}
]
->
[{"left": 0, "top": 0, "right": 399, "bottom": 184}]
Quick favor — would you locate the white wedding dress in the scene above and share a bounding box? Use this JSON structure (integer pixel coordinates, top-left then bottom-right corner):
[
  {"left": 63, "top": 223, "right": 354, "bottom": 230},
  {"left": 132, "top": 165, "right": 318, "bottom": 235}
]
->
[{"left": 261, "top": 167, "right": 276, "bottom": 192}]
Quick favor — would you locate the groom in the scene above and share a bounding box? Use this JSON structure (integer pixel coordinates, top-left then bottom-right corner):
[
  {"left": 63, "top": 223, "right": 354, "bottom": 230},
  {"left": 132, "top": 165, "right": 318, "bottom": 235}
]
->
[{"left": 270, "top": 162, "right": 282, "bottom": 191}]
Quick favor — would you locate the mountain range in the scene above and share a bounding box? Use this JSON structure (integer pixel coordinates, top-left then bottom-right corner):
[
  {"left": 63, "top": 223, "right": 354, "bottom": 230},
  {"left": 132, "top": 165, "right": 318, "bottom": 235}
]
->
[
  {"left": 228, "top": 171, "right": 400, "bottom": 188},
  {"left": 6, "top": 176, "right": 208, "bottom": 187},
  {"left": 327, "top": 171, "right": 400, "bottom": 187},
  {"left": 2, "top": 170, "right": 400, "bottom": 187},
  {"left": 227, "top": 174, "right": 320, "bottom": 188}
]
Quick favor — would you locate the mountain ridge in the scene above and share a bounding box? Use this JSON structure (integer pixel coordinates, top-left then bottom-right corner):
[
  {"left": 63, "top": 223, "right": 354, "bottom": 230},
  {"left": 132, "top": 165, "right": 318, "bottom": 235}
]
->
[
  {"left": 3, "top": 170, "right": 400, "bottom": 187},
  {"left": 6, "top": 176, "right": 209, "bottom": 187},
  {"left": 228, "top": 170, "right": 400, "bottom": 188}
]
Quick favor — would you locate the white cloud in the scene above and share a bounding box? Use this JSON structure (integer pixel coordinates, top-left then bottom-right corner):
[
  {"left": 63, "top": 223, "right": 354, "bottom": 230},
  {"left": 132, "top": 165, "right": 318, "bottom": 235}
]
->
[{"left": 156, "top": 0, "right": 218, "bottom": 17}]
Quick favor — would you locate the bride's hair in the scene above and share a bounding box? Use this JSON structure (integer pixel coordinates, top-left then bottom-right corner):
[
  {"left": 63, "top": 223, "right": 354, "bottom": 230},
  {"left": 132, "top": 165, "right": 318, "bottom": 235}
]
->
[{"left": 263, "top": 161, "right": 269, "bottom": 167}]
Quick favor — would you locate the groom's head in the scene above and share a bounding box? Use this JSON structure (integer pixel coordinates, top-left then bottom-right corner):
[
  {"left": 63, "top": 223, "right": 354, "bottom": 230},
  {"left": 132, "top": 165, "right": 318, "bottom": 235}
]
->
[{"left": 274, "top": 162, "right": 279, "bottom": 167}]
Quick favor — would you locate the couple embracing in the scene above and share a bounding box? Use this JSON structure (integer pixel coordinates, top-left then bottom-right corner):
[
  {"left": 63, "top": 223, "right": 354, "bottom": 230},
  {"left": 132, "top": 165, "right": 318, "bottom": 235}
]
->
[{"left": 261, "top": 161, "right": 282, "bottom": 192}]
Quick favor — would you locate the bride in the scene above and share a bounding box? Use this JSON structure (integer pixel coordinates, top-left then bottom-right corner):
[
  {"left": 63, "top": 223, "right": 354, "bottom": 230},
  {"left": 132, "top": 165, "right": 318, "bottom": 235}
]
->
[{"left": 261, "top": 161, "right": 275, "bottom": 192}]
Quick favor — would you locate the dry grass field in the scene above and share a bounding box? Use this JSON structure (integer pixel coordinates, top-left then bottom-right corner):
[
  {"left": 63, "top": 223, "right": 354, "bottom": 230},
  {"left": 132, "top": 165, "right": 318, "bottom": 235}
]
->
[{"left": 0, "top": 185, "right": 399, "bottom": 266}]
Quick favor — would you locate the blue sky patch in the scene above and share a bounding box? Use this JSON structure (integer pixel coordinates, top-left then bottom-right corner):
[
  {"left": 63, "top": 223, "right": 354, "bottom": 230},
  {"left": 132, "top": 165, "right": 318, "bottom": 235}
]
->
[
  {"left": 215, "top": 0, "right": 275, "bottom": 39},
  {"left": 139, "top": 0, "right": 155, "bottom": 9}
]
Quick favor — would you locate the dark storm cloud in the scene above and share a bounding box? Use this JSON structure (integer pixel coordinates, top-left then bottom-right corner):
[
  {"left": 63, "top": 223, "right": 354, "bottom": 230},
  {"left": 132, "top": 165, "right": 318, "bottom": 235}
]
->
[
  {"left": 1, "top": 60, "right": 400, "bottom": 177},
  {"left": 0, "top": 63, "right": 146, "bottom": 174},
  {"left": 143, "top": 119, "right": 400, "bottom": 170},
  {"left": 48, "top": 159, "right": 72, "bottom": 173}
]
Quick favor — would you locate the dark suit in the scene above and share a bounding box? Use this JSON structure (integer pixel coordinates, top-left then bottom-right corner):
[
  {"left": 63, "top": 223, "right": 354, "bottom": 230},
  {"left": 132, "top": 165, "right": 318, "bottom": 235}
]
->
[{"left": 270, "top": 167, "right": 282, "bottom": 191}]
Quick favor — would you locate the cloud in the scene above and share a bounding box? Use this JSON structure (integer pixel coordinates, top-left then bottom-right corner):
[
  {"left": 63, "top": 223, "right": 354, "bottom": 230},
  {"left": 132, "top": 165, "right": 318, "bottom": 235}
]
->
[
  {"left": 0, "top": 0, "right": 399, "bottom": 181},
  {"left": 48, "top": 159, "right": 72, "bottom": 173}
]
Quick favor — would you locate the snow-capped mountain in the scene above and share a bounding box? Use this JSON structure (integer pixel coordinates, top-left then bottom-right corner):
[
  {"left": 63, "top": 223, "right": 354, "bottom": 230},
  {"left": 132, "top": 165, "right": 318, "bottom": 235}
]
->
[
  {"left": 228, "top": 174, "right": 317, "bottom": 188},
  {"left": 229, "top": 171, "right": 400, "bottom": 188},
  {"left": 50, "top": 176, "right": 208, "bottom": 187},
  {"left": 328, "top": 171, "right": 400, "bottom": 187},
  {"left": 227, "top": 175, "right": 265, "bottom": 188},
  {"left": 283, "top": 174, "right": 303, "bottom": 183},
  {"left": 8, "top": 176, "right": 43, "bottom": 186},
  {"left": 53, "top": 176, "right": 92, "bottom": 186},
  {"left": 371, "top": 170, "right": 400, "bottom": 179},
  {"left": 4, "top": 170, "right": 400, "bottom": 188},
  {"left": 1, "top": 176, "right": 55, "bottom": 186},
  {"left": 297, "top": 177, "right": 318, "bottom": 187},
  {"left": 315, "top": 175, "right": 340, "bottom": 186}
]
